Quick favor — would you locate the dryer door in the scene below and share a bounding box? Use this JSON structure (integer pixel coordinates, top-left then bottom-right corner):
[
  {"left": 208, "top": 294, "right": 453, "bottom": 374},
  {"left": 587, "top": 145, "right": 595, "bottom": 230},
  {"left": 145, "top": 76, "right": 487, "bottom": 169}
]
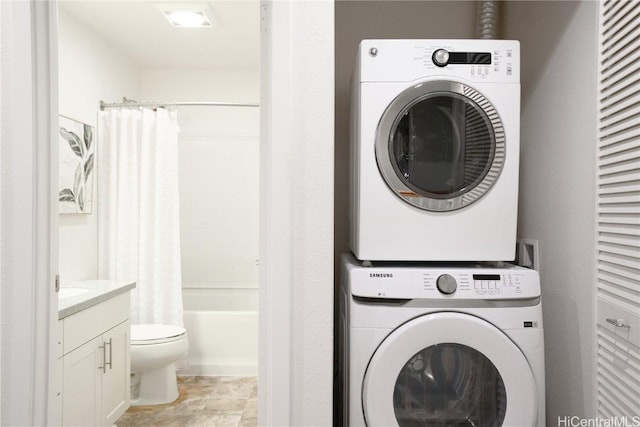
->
[
  {"left": 375, "top": 80, "right": 505, "bottom": 212},
  {"left": 362, "top": 312, "right": 537, "bottom": 427}
]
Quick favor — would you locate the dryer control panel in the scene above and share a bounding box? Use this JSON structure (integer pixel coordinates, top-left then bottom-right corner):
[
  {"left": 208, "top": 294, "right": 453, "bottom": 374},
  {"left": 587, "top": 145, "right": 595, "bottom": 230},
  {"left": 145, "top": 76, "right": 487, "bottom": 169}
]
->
[
  {"left": 349, "top": 263, "right": 540, "bottom": 300},
  {"left": 359, "top": 39, "right": 520, "bottom": 84}
]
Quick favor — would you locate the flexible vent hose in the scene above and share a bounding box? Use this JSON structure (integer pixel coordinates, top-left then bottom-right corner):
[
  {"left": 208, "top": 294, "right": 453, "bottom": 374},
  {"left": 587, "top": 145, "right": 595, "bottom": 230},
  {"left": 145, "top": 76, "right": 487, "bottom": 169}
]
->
[{"left": 475, "top": 0, "right": 501, "bottom": 39}]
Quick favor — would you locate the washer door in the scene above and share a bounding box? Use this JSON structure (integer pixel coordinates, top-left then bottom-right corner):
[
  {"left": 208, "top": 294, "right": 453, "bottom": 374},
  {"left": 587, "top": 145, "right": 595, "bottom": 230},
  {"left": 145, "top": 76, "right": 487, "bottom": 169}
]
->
[
  {"left": 362, "top": 312, "right": 537, "bottom": 427},
  {"left": 375, "top": 81, "right": 505, "bottom": 212}
]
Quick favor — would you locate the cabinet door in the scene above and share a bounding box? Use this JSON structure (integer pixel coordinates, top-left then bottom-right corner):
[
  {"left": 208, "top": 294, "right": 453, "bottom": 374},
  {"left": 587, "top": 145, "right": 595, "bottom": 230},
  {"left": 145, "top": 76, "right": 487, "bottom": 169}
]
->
[
  {"left": 101, "top": 320, "right": 131, "bottom": 425},
  {"left": 595, "top": 0, "right": 640, "bottom": 418},
  {"left": 53, "top": 357, "right": 63, "bottom": 427},
  {"left": 62, "top": 336, "right": 102, "bottom": 427}
]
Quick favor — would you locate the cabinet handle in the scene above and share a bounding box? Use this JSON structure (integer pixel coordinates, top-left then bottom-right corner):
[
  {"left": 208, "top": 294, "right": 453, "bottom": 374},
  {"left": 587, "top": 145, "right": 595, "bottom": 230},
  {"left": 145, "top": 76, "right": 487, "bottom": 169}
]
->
[
  {"left": 105, "top": 338, "right": 113, "bottom": 370},
  {"left": 98, "top": 344, "right": 106, "bottom": 373},
  {"left": 606, "top": 318, "right": 631, "bottom": 328}
]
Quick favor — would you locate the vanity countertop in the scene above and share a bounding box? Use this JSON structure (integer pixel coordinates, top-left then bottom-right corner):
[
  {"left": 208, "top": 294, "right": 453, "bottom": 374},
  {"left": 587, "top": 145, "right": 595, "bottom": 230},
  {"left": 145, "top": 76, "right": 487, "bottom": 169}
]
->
[{"left": 58, "top": 280, "right": 136, "bottom": 319}]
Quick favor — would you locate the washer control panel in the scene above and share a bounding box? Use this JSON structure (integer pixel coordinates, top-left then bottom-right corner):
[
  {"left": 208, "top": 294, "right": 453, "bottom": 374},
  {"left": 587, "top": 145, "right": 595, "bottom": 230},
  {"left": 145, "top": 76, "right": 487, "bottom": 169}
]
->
[
  {"left": 423, "top": 272, "right": 525, "bottom": 297},
  {"left": 350, "top": 264, "right": 539, "bottom": 300}
]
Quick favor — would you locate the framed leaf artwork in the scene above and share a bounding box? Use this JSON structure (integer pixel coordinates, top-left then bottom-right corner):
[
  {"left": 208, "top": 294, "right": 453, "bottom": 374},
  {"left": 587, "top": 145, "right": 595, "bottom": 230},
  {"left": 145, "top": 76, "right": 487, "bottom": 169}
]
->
[{"left": 58, "top": 116, "right": 95, "bottom": 214}]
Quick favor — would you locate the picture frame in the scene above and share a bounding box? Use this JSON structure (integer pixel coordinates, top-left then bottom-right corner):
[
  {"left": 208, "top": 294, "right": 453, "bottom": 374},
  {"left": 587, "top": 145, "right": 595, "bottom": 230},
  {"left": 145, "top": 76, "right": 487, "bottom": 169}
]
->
[{"left": 58, "top": 115, "right": 95, "bottom": 214}]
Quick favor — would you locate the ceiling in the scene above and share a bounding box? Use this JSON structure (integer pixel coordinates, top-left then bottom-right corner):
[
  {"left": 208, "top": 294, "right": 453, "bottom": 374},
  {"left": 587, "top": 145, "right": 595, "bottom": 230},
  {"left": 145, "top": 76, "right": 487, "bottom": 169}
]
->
[{"left": 58, "top": 0, "right": 260, "bottom": 70}]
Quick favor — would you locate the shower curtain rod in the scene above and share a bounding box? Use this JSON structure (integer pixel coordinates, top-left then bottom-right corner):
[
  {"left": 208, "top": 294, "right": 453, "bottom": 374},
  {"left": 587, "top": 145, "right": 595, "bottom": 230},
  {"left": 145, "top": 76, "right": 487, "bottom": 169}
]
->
[{"left": 99, "top": 97, "right": 259, "bottom": 110}]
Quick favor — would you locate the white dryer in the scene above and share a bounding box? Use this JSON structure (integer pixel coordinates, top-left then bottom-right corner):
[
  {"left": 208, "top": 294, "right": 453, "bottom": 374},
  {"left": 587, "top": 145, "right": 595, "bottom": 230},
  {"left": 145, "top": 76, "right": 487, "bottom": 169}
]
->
[
  {"left": 338, "top": 254, "right": 545, "bottom": 426},
  {"left": 350, "top": 39, "right": 521, "bottom": 261}
]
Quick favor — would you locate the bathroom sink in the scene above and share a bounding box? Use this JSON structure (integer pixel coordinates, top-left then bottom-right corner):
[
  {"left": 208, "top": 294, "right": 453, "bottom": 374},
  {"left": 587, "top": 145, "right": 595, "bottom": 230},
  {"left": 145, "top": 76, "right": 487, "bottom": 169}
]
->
[{"left": 59, "top": 287, "right": 90, "bottom": 298}]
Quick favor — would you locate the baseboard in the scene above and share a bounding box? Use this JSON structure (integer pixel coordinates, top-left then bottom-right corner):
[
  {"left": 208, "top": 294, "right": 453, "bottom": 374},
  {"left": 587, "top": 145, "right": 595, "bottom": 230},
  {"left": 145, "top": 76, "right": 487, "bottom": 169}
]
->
[{"left": 177, "top": 363, "right": 258, "bottom": 377}]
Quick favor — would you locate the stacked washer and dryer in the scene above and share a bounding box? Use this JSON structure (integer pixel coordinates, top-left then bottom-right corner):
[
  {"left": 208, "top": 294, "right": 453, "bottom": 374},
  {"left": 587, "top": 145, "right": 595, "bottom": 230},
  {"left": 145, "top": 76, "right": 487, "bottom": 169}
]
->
[{"left": 339, "top": 40, "right": 545, "bottom": 426}]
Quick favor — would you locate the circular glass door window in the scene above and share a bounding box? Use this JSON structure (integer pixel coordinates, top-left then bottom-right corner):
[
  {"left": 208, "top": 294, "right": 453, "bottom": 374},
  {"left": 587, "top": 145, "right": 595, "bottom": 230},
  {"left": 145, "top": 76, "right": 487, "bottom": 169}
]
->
[
  {"left": 375, "top": 81, "right": 506, "bottom": 212},
  {"left": 393, "top": 343, "right": 506, "bottom": 427}
]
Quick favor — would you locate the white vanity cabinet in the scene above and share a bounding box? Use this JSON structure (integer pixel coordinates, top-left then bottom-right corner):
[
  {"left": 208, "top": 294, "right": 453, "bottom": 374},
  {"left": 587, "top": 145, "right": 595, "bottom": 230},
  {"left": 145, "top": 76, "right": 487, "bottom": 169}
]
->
[{"left": 60, "top": 291, "right": 131, "bottom": 426}]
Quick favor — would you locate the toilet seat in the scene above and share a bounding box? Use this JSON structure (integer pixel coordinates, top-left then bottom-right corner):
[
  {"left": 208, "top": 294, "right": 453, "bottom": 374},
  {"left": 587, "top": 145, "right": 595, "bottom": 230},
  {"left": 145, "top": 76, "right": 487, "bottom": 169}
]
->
[{"left": 131, "top": 324, "right": 186, "bottom": 345}]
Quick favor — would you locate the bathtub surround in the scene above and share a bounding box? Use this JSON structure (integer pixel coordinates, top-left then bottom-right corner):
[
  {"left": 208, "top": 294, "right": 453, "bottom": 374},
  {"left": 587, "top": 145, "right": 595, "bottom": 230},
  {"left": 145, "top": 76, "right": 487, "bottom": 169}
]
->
[
  {"left": 97, "top": 107, "right": 184, "bottom": 327},
  {"left": 178, "top": 134, "right": 259, "bottom": 292},
  {"left": 177, "top": 133, "right": 259, "bottom": 375},
  {"left": 141, "top": 70, "right": 260, "bottom": 377}
]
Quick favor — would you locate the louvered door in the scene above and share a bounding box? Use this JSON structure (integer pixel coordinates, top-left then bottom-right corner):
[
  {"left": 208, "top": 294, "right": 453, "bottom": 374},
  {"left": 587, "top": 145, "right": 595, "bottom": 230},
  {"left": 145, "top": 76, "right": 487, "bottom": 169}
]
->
[{"left": 596, "top": 0, "right": 640, "bottom": 418}]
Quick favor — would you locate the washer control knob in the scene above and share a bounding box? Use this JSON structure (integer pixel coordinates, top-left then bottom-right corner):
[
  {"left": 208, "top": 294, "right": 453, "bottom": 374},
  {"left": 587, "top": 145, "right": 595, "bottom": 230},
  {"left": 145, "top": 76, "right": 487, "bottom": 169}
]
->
[
  {"left": 436, "top": 274, "right": 457, "bottom": 295},
  {"left": 433, "top": 49, "right": 450, "bottom": 67}
]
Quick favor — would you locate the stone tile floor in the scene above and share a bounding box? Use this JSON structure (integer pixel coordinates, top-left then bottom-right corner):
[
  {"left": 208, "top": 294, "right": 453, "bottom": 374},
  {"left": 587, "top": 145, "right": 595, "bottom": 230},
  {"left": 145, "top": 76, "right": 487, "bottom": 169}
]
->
[{"left": 117, "top": 376, "right": 257, "bottom": 427}]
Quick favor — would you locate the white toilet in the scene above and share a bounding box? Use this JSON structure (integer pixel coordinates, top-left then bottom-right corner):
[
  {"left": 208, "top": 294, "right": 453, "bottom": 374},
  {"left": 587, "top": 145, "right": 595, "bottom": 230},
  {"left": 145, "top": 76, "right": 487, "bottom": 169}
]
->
[{"left": 130, "top": 324, "right": 188, "bottom": 406}]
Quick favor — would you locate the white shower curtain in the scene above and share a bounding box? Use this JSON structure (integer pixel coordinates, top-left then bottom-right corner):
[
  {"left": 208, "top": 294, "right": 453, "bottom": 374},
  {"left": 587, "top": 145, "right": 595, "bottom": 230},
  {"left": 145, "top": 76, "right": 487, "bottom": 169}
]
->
[{"left": 97, "top": 107, "right": 184, "bottom": 327}]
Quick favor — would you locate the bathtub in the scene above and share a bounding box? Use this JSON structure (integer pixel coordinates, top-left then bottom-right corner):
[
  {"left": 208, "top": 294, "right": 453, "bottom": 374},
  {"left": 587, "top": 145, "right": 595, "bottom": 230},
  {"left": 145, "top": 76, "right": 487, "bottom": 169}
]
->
[{"left": 179, "top": 288, "right": 258, "bottom": 376}]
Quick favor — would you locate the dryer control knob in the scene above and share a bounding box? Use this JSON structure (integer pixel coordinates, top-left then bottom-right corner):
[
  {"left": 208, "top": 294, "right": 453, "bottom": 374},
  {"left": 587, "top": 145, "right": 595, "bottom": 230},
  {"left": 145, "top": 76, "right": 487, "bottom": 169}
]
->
[
  {"left": 433, "top": 49, "right": 450, "bottom": 67},
  {"left": 436, "top": 274, "right": 457, "bottom": 295}
]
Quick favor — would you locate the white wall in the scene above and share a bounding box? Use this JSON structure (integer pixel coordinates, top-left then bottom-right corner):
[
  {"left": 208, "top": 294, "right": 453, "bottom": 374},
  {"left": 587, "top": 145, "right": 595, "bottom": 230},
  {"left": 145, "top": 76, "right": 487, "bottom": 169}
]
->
[
  {"left": 57, "top": 9, "right": 141, "bottom": 282},
  {"left": 504, "top": 1, "right": 598, "bottom": 421}
]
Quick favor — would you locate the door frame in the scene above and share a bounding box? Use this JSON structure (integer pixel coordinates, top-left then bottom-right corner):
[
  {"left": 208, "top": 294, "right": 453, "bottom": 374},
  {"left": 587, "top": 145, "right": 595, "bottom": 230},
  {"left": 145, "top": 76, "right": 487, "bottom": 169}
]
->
[
  {"left": 258, "top": 1, "right": 334, "bottom": 424},
  {"left": 0, "top": 1, "right": 59, "bottom": 425}
]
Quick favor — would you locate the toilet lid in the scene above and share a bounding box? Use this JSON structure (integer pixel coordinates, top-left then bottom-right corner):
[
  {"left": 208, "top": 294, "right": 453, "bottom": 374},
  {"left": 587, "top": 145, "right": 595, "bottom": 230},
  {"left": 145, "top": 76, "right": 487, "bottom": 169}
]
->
[{"left": 131, "top": 324, "right": 186, "bottom": 345}]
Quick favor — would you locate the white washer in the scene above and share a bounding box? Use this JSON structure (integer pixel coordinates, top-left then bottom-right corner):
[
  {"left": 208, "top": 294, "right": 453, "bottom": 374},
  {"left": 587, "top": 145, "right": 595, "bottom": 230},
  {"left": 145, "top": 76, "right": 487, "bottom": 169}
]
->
[
  {"left": 338, "top": 254, "right": 545, "bottom": 426},
  {"left": 350, "top": 39, "right": 521, "bottom": 261}
]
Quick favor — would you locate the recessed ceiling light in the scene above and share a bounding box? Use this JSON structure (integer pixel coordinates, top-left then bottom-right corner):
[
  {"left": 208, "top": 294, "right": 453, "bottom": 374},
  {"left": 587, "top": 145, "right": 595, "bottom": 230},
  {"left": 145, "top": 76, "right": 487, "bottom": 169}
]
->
[{"left": 156, "top": 3, "right": 215, "bottom": 28}]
